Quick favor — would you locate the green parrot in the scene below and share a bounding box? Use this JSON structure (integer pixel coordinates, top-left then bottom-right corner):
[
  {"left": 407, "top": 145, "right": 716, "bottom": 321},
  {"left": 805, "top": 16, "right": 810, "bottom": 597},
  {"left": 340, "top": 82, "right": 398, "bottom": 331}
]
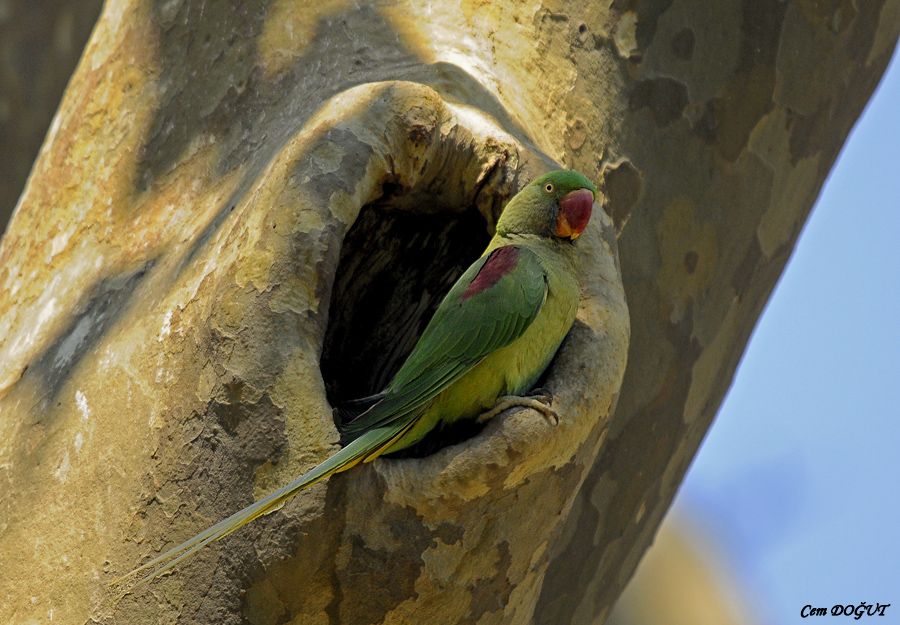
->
[{"left": 117, "top": 169, "right": 597, "bottom": 586}]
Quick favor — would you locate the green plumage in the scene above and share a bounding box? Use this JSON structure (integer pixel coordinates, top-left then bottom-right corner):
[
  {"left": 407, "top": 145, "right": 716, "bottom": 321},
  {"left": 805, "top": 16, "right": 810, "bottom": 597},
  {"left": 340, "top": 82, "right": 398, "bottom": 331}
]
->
[
  {"left": 116, "top": 169, "right": 597, "bottom": 586},
  {"left": 340, "top": 243, "right": 550, "bottom": 445}
]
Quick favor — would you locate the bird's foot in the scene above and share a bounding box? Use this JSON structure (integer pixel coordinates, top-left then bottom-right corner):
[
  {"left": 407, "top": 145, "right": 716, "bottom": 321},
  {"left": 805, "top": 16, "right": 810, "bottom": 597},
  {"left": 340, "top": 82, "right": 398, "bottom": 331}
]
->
[
  {"left": 477, "top": 393, "right": 559, "bottom": 426},
  {"left": 526, "top": 387, "right": 554, "bottom": 405}
]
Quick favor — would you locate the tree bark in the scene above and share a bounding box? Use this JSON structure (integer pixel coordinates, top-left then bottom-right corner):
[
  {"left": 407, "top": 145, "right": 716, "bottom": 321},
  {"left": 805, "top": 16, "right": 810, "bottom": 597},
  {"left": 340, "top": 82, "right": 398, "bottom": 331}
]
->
[{"left": 0, "top": 2, "right": 896, "bottom": 624}]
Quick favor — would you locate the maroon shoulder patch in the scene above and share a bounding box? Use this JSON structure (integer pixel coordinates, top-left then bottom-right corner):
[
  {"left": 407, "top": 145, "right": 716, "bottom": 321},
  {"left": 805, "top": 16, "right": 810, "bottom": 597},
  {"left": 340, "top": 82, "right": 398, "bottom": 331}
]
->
[{"left": 462, "top": 246, "right": 520, "bottom": 300}]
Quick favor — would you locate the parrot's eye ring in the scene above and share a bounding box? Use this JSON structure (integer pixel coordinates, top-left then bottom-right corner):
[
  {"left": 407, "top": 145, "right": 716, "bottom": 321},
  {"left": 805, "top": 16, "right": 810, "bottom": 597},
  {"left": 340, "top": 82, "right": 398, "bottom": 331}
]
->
[{"left": 544, "top": 183, "right": 554, "bottom": 193}]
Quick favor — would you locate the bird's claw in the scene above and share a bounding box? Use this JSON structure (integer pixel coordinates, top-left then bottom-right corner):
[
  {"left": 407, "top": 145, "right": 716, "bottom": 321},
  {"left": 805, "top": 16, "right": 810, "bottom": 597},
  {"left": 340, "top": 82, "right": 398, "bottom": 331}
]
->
[
  {"left": 477, "top": 394, "right": 560, "bottom": 426},
  {"left": 526, "top": 387, "right": 554, "bottom": 406}
]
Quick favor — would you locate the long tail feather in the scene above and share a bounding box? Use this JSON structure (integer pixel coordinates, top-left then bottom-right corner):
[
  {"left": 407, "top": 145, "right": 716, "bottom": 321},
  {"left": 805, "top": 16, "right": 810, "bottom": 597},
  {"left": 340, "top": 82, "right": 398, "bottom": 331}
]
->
[{"left": 112, "top": 423, "right": 410, "bottom": 588}]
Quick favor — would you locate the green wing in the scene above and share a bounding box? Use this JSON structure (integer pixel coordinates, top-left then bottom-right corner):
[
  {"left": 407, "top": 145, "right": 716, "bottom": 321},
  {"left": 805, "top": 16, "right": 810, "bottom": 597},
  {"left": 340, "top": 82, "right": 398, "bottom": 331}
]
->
[
  {"left": 341, "top": 245, "right": 548, "bottom": 438},
  {"left": 113, "top": 245, "right": 547, "bottom": 587}
]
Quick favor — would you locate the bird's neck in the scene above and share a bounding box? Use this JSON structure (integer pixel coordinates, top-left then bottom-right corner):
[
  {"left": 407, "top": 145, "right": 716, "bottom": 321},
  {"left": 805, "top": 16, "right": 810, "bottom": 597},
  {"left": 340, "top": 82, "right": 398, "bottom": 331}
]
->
[{"left": 486, "top": 232, "right": 577, "bottom": 265}]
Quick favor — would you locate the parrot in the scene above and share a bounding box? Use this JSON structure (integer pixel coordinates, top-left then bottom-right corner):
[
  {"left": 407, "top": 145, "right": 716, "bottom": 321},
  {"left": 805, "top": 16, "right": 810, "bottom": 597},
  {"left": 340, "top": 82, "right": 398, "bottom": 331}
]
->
[{"left": 115, "top": 169, "right": 597, "bottom": 586}]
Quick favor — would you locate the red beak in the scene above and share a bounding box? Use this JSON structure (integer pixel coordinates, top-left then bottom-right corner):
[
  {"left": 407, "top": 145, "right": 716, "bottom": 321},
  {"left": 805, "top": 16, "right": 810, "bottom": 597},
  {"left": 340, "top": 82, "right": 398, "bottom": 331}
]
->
[{"left": 555, "top": 189, "right": 594, "bottom": 240}]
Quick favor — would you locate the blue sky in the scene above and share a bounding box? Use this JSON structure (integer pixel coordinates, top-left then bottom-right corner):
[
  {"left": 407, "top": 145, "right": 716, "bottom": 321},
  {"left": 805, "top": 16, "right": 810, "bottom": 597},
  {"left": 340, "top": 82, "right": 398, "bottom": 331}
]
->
[{"left": 674, "top": 48, "right": 900, "bottom": 623}]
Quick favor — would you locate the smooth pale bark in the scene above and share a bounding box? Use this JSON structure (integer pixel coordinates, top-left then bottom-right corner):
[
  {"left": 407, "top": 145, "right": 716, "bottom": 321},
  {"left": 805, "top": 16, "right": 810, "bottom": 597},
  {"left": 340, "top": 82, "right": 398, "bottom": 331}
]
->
[{"left": 0, "top": 1, "right": 896, "bottom": 624}]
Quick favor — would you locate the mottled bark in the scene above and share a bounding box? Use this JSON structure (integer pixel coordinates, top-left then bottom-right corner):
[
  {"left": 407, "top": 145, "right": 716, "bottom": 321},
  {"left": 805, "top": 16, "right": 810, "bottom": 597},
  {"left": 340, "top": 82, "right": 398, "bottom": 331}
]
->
[
  {"left": 0, "top": 1, "right": 896, "bottom": 624},
  {"left": 534, "top": 4, "right": 898, "bottom": 623}
]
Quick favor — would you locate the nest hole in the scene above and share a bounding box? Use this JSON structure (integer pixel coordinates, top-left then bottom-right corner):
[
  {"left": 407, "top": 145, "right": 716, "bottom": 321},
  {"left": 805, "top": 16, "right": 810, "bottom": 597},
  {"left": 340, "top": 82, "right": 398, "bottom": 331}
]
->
[{"left": 320, "top": 186, "right": 493, "bottom": 457}]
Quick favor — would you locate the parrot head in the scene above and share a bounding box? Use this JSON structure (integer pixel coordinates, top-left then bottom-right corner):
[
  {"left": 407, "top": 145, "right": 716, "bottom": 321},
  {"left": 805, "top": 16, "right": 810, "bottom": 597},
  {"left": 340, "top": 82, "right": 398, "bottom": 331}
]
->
[{"left": 495, "top": 170, "right": 598, "bottom": 242}]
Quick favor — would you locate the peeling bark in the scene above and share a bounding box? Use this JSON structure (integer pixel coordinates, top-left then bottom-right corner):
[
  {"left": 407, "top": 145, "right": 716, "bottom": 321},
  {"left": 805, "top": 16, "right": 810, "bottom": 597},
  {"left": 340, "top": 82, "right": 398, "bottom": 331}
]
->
[{"left": 0, "top": 1, "right": 896, "bottom": 624}]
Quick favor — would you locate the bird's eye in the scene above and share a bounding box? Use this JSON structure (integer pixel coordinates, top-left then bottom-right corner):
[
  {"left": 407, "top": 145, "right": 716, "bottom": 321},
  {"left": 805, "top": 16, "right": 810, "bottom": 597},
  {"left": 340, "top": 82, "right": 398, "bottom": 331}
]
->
[{"left": 544, "top": 183, "right": 554, "bottom": 193}]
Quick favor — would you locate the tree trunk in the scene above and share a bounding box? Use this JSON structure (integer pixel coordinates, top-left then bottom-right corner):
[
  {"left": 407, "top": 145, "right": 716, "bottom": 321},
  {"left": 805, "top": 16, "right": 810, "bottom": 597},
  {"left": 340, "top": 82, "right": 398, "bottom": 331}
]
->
[{"left": 0, "top": 2, "right": 895, "bottom": 624}]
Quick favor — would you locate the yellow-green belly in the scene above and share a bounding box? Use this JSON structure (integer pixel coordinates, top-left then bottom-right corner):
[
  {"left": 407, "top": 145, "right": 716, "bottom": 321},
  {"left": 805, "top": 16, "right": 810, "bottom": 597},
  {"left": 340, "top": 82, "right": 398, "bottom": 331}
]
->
[{"left": 385, "top": 277, "right": 578, "bottom": 453}]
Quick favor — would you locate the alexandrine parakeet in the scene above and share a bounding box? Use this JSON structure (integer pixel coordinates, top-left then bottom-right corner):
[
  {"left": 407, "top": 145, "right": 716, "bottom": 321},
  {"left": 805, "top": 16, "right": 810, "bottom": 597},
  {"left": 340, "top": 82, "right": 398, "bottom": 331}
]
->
[{"left": 117, "top": 169, "right": 597, "bottom": 585}]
